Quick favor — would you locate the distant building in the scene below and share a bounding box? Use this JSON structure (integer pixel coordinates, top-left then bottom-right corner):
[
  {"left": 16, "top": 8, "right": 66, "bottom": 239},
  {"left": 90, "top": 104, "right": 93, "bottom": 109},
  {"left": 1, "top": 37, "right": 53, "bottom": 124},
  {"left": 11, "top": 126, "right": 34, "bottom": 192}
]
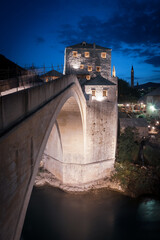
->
[
  {"left": 40, "top": 69, "right": 63, "bottom": 82},
  {"left": 136, "top": 82, "right": 160, "bottom": 97},
  {"left": 140, "top": 87, "right": 160, "bottom": 118},
  {"left": 131, "top": 65, "right": 134, "bottom": 88},
  {"left": 119, "top": 118, "right": 148, "bottom": 138}
]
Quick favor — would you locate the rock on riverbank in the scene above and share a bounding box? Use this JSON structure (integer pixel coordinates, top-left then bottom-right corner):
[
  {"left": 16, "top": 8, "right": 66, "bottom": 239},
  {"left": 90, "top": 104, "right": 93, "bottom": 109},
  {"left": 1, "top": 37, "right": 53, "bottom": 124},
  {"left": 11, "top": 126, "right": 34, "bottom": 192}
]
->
[{"left": 35, "top": 169, "right": 123, "bottom": 193}]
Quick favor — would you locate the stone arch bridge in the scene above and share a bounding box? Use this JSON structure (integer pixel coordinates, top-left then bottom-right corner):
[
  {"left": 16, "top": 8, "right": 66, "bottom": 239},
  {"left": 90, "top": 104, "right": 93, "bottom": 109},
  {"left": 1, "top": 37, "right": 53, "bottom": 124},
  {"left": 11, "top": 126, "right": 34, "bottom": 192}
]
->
[{"left": 0, "top": 75, "right": 117, "bottom": 240}]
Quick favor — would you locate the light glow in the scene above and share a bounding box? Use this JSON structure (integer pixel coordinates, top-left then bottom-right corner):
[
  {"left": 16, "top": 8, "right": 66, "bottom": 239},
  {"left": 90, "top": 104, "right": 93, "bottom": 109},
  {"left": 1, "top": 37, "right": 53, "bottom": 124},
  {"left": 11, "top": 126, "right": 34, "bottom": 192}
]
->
[
  {"left": 73, "top": 64, "right": 79, "bottom": 69},
  {"left": 150, "top": 105, "right": 155, "bottom": 111},
  {"left": 96, "top": 95, "right": 104, "bottom": 101}
]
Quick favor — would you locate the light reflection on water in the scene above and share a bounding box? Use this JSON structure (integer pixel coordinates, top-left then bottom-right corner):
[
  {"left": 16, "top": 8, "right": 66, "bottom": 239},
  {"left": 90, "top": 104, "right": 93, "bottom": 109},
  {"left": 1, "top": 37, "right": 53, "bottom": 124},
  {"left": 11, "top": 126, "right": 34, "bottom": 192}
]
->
[
  {"left": 138, "top": 199, "right": 160, "bottom": 222},
  {"left": 21, "top": 187, "right": 160, "bottom": 240}
]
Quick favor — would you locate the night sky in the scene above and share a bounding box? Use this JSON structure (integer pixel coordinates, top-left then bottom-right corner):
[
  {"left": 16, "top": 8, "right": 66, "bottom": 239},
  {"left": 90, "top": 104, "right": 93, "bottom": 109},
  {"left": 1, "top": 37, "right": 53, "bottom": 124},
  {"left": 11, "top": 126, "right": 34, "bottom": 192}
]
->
[{"left": 0, "top": 0, "right": 160, "bottom": 85}]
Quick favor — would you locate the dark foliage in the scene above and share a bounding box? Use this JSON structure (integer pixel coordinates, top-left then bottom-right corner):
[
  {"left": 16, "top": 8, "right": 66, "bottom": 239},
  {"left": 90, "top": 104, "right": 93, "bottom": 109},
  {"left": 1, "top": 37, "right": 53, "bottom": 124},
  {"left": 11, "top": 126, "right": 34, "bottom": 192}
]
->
[
  {"left": 118, "top": 78, "right": 140, "bottom": 103},
  {"left": 112, "top": 127, "right": 160, "bottom": 197}
]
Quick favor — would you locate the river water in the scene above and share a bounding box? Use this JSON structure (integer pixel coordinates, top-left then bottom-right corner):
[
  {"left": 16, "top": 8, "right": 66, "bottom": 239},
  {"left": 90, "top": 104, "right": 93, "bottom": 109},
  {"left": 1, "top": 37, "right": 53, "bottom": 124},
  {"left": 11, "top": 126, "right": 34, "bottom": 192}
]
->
[{"left": 21, "top": 186, "right": 160, "bottom": 240}]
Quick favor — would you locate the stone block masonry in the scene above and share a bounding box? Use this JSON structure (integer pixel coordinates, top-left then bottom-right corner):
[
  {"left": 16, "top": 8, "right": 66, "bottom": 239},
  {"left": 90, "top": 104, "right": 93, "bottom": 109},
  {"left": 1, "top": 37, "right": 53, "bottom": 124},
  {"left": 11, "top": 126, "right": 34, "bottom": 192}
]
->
[{"left": 64, "top": 42, "right": 111, "bottom": 79}]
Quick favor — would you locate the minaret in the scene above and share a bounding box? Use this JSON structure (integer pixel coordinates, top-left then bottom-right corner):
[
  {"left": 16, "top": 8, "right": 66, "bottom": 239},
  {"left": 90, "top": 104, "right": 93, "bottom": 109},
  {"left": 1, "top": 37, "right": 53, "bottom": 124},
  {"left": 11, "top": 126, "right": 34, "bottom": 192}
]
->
[
  {"left": 112, "top": 65, "right": 116, "bottom": 77},
  {"left": 131, "top": 66, "right": 134, "bottom": 87}
]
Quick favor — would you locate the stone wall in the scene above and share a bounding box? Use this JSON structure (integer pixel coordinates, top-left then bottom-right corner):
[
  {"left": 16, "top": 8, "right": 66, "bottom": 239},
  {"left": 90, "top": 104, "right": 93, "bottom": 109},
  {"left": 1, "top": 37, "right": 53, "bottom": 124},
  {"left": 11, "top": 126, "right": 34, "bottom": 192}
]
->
[
  {"left": 64, "top": 47, "right": 111, "bottom": 79},
  {"left": 85, "top": 89, "right": 118, "bottom": 165},
  {"left": 0, "top": 75, "right": 84, "bottom": 136},
  {"left": 0, "top": 74, "right": 36, "bottom": 93}
]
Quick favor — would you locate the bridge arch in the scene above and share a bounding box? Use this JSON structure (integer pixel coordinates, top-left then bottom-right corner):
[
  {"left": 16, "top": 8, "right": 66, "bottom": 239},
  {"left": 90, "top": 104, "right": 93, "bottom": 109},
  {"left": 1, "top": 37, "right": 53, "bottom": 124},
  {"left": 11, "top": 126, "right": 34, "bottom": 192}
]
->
[
  {"left": 43, "top": 95, "right": 85, "bottom": 183},
  {"left": 0, "top": 75, "right": 86, "bottom": 240},
  {"left": 15, "top": 78, "right": 86, "bottom": 240}
]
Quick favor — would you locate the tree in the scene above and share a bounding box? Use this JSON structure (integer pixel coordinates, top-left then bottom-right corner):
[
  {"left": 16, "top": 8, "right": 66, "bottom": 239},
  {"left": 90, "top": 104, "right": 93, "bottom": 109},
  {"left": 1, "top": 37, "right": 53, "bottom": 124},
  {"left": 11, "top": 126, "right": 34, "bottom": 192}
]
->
[
  {"left": 118, "top": 78, "right": 140, "bottom": 103},
  {"left": 117, "top": 127, "right": 139, "bottom": 163}
]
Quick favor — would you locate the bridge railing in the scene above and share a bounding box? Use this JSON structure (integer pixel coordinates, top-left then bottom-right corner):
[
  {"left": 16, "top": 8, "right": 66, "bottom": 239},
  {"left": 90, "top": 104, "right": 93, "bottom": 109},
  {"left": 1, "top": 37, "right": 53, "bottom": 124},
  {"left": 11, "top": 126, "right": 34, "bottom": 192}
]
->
[{"left": 0, "top": 75, "right": 83, "bottom": 136}]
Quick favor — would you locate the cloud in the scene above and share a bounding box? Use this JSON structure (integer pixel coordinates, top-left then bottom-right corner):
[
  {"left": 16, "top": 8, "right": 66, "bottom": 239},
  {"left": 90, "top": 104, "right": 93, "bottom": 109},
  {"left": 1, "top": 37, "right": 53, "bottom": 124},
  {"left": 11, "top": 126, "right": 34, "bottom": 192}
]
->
[
  {"left": 36, "top": 37, "right": 45, "bottom": 44},
  {"left": 144, "top": 56, "right": 160, "bottom": 67},
  {"left": 57, "top": 0, "right": 160, "bottom": 66}
]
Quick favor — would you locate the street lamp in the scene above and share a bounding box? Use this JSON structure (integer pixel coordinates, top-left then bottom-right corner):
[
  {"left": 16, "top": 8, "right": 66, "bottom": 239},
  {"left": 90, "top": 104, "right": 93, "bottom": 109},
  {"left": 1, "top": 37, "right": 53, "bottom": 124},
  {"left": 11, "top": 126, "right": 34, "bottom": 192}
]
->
[{"left": 150, "top": 105, "right": 156, "bottom": 111}]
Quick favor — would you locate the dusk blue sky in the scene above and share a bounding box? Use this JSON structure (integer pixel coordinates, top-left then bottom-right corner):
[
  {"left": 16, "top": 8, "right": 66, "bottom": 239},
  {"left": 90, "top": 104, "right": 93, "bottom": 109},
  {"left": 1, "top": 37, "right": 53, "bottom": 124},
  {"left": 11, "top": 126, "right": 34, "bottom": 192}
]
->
[{"left": 0, "top": 0, "right": 160, "bottom": 85}]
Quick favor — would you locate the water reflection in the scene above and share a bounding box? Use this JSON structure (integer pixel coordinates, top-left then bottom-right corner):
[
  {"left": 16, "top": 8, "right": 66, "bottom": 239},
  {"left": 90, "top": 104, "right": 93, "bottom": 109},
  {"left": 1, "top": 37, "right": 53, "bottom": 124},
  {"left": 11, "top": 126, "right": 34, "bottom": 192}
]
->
[
  {"left": 21, "top": 187, "right": 160, "bottom": 240},
  {"left": 138, "top": 199, "right": 160, "bottom": 222}
]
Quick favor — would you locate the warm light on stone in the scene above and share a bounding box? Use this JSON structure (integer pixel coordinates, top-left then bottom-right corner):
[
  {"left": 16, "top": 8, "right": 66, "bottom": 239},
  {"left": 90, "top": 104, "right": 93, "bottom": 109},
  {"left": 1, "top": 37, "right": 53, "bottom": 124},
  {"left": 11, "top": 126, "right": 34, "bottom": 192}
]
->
[
  {"left": 73, "top": 64, "right": 79, "bottom": 69},
  {"left": 112, "top": 65, "right": 116, "bottom": 77}
]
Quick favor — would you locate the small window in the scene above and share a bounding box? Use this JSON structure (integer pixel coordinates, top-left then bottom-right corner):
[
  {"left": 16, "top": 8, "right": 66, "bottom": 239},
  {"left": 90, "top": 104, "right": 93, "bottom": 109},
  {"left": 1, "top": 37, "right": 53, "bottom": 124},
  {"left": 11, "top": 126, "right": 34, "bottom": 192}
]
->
[
  {"left": 80, "top": 64, "right": 84, "bottom": 69},
  {"left": 96, "top": 66, "right": 101, "bottom": 72},
  {"left": 88, "top": 66, "right": 92, "bottom": 72},
  {"left": 101, "top": 52, "right": 106, "bottom": 58},
  {"left": 92, "top": 90, "right": 96, "bottom": 96},
  {"left": 103, "top": 90, "right": 107, "bottom": 97},
  {"left": 85, "top": 52, "right": 90, "bottom": 58},
  {"left": 86, "top": 75, "right": 90, "bottom": 80},
  {"left": 73, "top": 51, "right": 78, "bottom": 57}
]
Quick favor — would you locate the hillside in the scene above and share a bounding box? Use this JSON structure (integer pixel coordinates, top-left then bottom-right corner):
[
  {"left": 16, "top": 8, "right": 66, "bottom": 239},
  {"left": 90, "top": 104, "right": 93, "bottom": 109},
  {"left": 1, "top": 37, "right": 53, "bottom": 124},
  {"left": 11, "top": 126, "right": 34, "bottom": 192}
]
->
[{"left": 0, "top": 54, "right": 27, "bottom": 80}]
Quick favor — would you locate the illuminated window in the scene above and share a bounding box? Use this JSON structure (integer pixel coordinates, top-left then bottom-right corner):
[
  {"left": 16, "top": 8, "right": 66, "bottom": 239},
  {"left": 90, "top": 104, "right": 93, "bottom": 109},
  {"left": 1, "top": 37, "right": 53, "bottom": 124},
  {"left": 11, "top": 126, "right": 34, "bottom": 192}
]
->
[
  {"left": 80, "top": 64, "right": 84, "bottom": 69},
  {"left": 86, "top": 75, "right": 90, "bottom": 80},
  {"left": 101, "top": 52, "right": 106, "bottom": 58},
  {"left": 92, "top": 90, "right": 96, "bottom": 96},
  {"left": 88, "top": 66, "right": 92, "bottom": 72},
  {"left": 85, "top": 52, "right": 90, "bottom": 58},
  {"left": 96, "top": 66, "right": 101, "bottom": 72},
  {"left": 73, "top": 51, "right": 78, "bottom": 57},
  {"left": 103, "top": 90, "right": 107, "bottom": 97}
]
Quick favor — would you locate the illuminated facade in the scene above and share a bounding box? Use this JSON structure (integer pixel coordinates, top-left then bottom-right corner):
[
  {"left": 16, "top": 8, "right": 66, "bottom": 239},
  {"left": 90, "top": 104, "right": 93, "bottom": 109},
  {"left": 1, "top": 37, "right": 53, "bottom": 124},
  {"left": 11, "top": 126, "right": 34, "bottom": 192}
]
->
[
  {"left": 63, "top": 42, "right": 118, "bottom": 173},
  {"left": 64, "top": 42, "right": 112, "bottom": 80},
  {"left": 64, "top": 41, "right": 117, "bottom": 101}
]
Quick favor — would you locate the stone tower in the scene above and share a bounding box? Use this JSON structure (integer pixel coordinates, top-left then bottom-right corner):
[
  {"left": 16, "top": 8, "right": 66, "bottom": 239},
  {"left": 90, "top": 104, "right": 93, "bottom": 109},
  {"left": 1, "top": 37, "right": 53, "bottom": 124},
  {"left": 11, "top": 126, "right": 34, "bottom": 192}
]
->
[
  {"left": 131, "top": 65, "right": 134, "bottom": 87},
  {"left": 63, "top": 41, "right": 113, "bottom": 82},
  {"left": 63, "top": 42, "right": 118, "bottom": 182}
]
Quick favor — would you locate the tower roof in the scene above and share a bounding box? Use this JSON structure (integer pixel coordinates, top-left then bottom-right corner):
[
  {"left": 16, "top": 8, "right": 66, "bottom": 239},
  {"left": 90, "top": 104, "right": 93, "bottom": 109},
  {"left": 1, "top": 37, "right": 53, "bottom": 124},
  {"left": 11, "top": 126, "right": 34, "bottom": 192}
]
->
[
  {"left": 66, "top": 42, "right": 111, "bottom": 50},
  {"left": 84, "top": 75, "right": 115, "bottom": 86}
]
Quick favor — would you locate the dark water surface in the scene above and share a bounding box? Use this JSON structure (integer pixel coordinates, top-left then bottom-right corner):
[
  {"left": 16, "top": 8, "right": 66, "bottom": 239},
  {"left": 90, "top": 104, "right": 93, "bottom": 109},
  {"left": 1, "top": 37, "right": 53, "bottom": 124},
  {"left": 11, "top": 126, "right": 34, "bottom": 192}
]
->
[{"left": 21, "top": 186, "right": 160, "bottom": 240}]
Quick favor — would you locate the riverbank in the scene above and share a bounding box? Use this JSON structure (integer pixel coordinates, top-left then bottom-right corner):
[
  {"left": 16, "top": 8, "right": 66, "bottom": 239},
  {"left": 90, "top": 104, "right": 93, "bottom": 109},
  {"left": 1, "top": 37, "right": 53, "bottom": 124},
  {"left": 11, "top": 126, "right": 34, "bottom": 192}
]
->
[
  {"left": 112, "top": 161, "right": 160, "bottom": 198},
  {"left": 35, "top": 168, "right": 123, "bottom": 194},
  {"left": 35, "top": 165, "right": 160, "bottom": 198}
]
